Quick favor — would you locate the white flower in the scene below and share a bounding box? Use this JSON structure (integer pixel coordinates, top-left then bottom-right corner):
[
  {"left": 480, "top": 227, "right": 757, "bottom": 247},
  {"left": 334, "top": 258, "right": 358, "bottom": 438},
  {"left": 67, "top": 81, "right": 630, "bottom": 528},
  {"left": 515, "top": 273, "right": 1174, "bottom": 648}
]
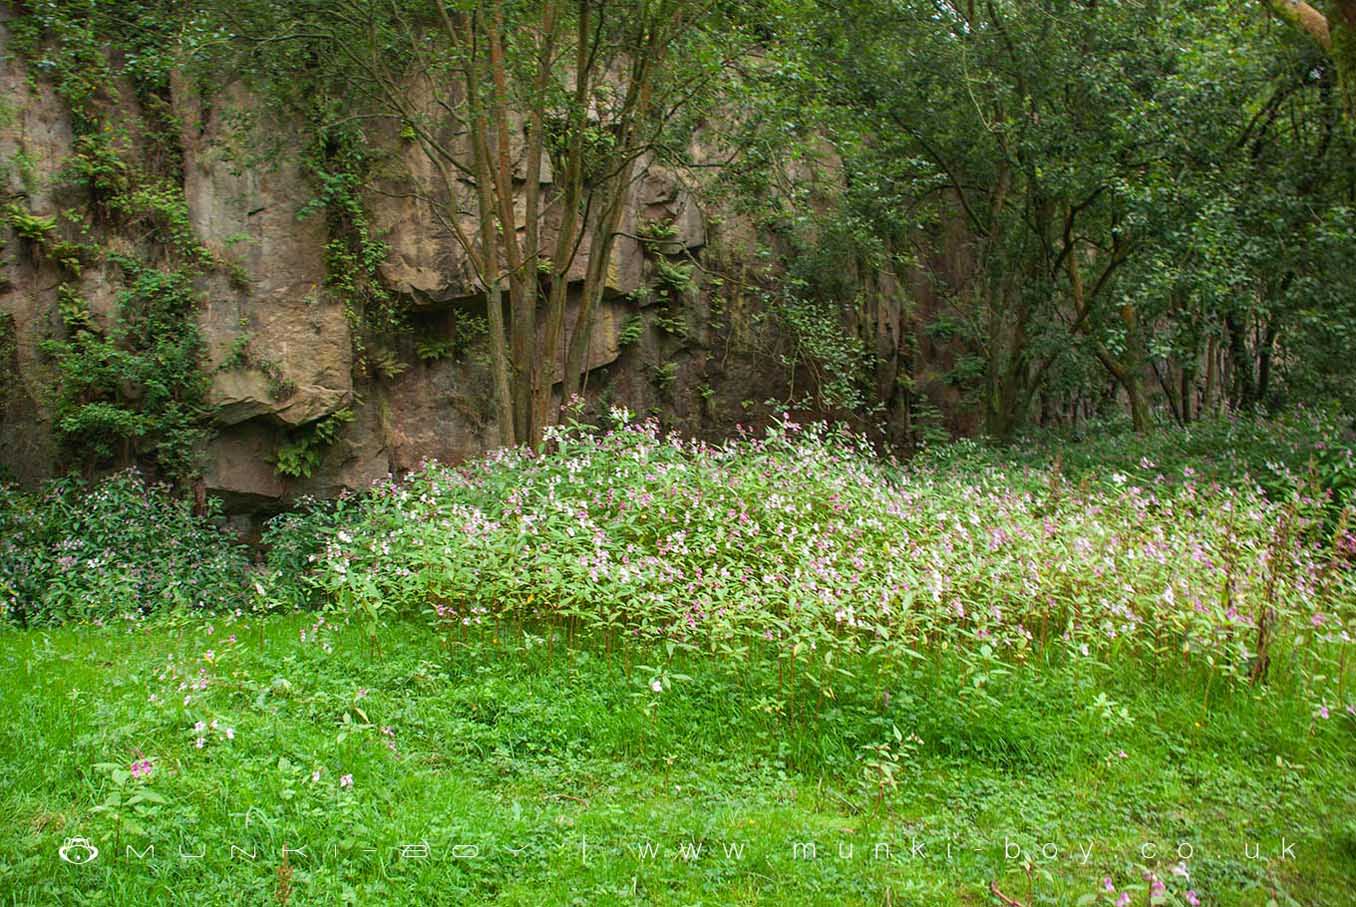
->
[{"left": 650, "top": 679, "right": 663, "bottom": 693}]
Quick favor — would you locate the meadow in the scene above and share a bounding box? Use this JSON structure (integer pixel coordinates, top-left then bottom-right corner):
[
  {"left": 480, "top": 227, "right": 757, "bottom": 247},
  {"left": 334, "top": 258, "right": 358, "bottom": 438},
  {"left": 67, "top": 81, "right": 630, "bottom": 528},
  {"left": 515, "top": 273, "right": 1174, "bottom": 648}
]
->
[{"left": 1, "top": 411, "right": 1354, "bottom": 905}]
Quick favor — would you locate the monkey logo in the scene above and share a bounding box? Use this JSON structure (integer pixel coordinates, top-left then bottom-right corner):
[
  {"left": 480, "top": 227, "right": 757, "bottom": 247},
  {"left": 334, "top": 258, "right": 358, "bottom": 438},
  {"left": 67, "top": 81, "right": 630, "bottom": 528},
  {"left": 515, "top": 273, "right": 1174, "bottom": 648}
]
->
[{"left": 58, "top": 837, "right": 100, "bottom": 865}]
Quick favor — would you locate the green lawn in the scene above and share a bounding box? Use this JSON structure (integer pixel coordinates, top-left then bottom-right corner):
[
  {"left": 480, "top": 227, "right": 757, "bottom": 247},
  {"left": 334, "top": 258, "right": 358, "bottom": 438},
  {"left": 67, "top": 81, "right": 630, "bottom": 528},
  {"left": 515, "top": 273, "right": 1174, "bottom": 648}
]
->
[{"left": 1, "top": 613, "right": 1352, "bottom": 906}]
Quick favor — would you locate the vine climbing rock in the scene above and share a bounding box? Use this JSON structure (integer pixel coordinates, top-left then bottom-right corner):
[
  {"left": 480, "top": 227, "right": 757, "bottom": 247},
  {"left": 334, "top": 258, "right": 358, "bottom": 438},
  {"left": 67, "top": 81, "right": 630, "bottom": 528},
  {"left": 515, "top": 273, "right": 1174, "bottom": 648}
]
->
[{"left": 0, "top": 22, "right": 784, "bottom": 515}]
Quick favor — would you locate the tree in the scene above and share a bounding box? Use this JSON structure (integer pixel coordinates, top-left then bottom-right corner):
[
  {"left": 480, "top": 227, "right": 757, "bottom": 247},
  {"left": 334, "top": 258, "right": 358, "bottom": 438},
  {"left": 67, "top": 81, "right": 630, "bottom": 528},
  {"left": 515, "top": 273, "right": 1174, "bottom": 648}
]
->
[
  {"left": 1261, "top": 0, "right": 1356, "bottom": 118},
  {"left": 211, "top": 0, "right": 730, "bottom": 447},
  {"left": 741, "top": 0, "right": 1356, "bottom": 435}
]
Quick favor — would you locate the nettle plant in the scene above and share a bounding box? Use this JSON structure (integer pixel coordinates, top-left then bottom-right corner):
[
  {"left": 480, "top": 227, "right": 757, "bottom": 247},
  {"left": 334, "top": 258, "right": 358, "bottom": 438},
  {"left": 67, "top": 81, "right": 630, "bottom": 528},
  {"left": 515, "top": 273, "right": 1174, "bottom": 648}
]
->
[{"left": 280, "top": 412, "right": 1354, "bottom": 720}]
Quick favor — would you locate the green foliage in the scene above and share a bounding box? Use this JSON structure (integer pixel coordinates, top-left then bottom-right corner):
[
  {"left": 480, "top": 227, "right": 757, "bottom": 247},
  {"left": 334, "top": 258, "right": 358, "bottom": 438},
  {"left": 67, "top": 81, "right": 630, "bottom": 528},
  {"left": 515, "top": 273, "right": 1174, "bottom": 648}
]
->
[
  {"left": 9, "top": 4, "right": 220, "bottom": 483},
  {"left": 63, "top": 132, "right": 131, "bottom": 208},
  {"left": 257, "top": 496, "right": 346, "bottom": 608},
  {"left": 41, "top": 261, "right": 212, "bottom": 481},
  {"left": 4, "top": 207, "right": 58, "bottom": 245},
  {"left": 107, "top": 178, "right": 211, "bottom": 266},
  {"left": 653, "top": 257, "right": 695, "bottom": 298},
  {"left": 267, "top": 414, "right": 1352, "bottom": 723},
  {"left": 219, "top": 329, "right": 251, "bottom": 371},
  {"left": 412, "top": 310, "right": 491, "bottom": 365},
  {"left": 729, "top": 0, "right": 1356, "bottom": 434},
  {"left": 0, "top": 470, "right": 250, "bottom": 626},
  {"left": 2, "top": 610, "right": 1354, "bottom": 903},
  {"left": 637, "top": 218, "right": 679, "bottom": 249},
  {"left": 273, "top": 408, "right": 356, "bottom": 479},
  {"left": 774, "top": 291, "right": 870, "bottom": 411},
  {"left": 651, "top": 359, "right": 678, "bottom": 394},
  {"left": 4, "top": 204, "right": 89, "bottom": 274},
  {"left": 9, "top": 0, "right": 188, "bottom": 119},
  {"left": 618, "top": 313, "right": 645, "bottom": 347},
  {"left": 0, "top": 425, "right": 1353, "bottom": 902},
  {"left": 298, "top": 133, "right": 403, "bottom": 375},
  {"left": 364, "top": 346, "right": 406, "bottom": 380},
  {"left": 983, "top": 406, "right": 1356, "bottom": 521},
  {"left": 414, "top": 337, "right": 454, "bottom": 362}
]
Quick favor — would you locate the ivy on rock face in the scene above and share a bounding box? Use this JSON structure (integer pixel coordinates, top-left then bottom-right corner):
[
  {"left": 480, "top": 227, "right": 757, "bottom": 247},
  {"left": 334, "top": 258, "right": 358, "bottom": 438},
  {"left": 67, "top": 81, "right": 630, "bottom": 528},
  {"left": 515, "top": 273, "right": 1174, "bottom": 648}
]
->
[
  {"left": 297, "top": 130, "right": 404, "bottom": 377},
  {"left": 9, "top": 2, "right": 220, "bottom": 485},
  {"left": 273, "top": 408, "right": 356, "bottom": 479},
  {"left": 41, "top": 258, "right": 212, "bottom": 481}
]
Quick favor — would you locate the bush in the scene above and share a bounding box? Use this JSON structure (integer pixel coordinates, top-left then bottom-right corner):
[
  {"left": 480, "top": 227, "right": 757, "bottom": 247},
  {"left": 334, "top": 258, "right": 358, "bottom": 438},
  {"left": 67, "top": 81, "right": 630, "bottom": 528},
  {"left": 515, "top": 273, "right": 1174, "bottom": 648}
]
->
[
  {"left": 278, "top": 412, "right": 1353, "bottom": 706},
  {"left": 965, "top": 406, "right": 1356, "bottom": 524},
  {"left": 0, "top": 470, "right": 251, "bottom": 626}
]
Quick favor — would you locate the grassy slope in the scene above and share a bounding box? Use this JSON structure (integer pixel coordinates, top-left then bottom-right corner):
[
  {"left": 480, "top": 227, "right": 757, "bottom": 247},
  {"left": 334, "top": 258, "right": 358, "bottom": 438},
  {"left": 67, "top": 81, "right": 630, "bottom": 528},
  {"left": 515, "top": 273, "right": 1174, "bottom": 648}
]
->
[{"left": 0, "top": 614, "right": 1353, "bottom": 906}]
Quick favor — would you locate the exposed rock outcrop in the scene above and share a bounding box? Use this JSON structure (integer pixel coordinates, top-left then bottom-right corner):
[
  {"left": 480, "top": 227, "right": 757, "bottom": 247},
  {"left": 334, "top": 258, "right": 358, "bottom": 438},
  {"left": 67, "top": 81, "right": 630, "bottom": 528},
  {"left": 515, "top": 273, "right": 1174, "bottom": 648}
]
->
[{"left": 0, "top": 30, "right": 773, "bottom": 510}]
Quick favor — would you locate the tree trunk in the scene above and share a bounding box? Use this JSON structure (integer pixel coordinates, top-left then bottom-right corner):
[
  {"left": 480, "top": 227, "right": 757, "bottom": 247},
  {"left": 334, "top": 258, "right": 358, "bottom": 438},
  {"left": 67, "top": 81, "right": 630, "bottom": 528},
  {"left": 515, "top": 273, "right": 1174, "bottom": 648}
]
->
[
  {"left": 1154, "top": 359, "right": 1183, "bottom": 427},
  {"left": 1256, "top": 319, "right": 1278, "bottom": 408},
  {"left": 1266, "top": 0, "right": 1356, "bottom": 119},
  {"left": 484, "top": 282, "right": 516, "bottom": 446},
  {"left": 1180, "top": 364, "right": 1193, "bottom": 423},
  {"left": 1125, "top": 370, "right": 1151, "bottom": 433},
  {"left": 1226, "top": 312, "right": 1255, "bottom": 410},
  {"left": 486, "top": 9, "right": 533, "bottom": 445}
]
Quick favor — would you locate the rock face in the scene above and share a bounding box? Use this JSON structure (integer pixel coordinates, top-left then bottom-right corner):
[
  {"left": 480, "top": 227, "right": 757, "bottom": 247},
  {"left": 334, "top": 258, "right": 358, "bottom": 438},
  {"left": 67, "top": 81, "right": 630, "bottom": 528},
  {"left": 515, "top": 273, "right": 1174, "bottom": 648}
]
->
[
  {"left": 0, "top": 33, "right": 789, "bottom": 511},
  {"left": 176, "top": 78, "right": 355, "bottom": 432},
  {"left": 0, "top": 16, "right": 69, "bottom": 485}
]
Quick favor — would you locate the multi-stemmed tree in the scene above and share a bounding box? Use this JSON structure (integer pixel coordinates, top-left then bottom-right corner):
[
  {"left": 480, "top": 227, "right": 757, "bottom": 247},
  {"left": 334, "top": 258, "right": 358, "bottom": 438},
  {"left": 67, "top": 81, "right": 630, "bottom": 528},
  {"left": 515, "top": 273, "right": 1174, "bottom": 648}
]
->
[{"left": 215, "top": 0, "right": 731, "bottom": 446}]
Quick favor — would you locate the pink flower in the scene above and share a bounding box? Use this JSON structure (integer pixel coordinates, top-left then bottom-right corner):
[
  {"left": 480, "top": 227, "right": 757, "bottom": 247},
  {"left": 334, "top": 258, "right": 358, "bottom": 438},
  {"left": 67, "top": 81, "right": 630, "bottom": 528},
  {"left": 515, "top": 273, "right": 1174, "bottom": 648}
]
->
[
  {"left": 1185, "top": 892, "right": 1200, "bottom": 906},
  {"left": 195, "top": 737, "right": 205, "bottom": 749},
  {"left": 1103, "top": 877, "right": 1116, "bottom": 892},
  {"left": 339, "top": 773, "right": 354, "bottom": 788},
  {"left": 1115, "top": 894, "right": 1131, "bottom": 907},
  {"left": 1311, "top": 613, "right": 1326, "bottom": 627},
  {"left": 129, "top": 759, "right": 154, "bottom": 779},
  {"left": 193, "top": 721, "right": 206, "bottom": 733},
  {"left": 1319, "top": 705, "right": 1330, "bottom": 719},
  {"left": 224, "top": 727, "right": 235, "bottom": 740}
]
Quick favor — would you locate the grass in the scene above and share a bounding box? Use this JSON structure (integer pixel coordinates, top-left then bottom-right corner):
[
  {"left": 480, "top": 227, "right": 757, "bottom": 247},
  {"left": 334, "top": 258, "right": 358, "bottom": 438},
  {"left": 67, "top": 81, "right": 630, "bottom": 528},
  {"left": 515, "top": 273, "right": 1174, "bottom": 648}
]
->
[{"left": 1, "top": 612, "right": 1353, "bottom": 906}]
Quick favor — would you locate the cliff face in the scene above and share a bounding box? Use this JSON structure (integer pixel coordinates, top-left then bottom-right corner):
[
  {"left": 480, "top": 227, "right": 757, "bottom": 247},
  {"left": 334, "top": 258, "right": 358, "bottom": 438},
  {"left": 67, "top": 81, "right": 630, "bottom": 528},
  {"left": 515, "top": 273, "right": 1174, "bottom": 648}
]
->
[{"left": 0, "top": 18, "right": 805, "bottom": 515}]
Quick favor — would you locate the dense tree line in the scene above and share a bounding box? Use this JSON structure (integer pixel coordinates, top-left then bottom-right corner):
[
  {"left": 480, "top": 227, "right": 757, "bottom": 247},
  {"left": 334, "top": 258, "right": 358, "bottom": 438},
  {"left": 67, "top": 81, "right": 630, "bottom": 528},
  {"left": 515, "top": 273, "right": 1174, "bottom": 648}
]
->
[
  {"left": 728, "top": 0, "right": 1356, "bottom": 437},
  {"left": 9, "top": 0, "right": 1356, "bottom": 452}
]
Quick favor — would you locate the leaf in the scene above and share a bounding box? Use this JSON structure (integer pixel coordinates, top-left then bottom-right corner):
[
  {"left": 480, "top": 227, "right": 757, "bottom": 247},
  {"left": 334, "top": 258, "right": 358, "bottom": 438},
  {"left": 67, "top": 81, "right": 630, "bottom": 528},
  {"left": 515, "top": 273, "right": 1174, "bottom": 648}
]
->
[{"left": 129, "top": 789, "right": 167, "bottom": 805}]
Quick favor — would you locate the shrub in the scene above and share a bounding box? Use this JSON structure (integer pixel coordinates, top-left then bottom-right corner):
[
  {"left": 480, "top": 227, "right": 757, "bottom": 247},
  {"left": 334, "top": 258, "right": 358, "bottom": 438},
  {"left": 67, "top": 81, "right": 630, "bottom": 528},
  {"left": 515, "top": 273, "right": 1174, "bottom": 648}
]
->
[
  {"left": 0, "top": 470, "right": 251, "bottom": 626},
  {"left": 280, "top": 412, "right": 1353, "bottom": 707}
]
